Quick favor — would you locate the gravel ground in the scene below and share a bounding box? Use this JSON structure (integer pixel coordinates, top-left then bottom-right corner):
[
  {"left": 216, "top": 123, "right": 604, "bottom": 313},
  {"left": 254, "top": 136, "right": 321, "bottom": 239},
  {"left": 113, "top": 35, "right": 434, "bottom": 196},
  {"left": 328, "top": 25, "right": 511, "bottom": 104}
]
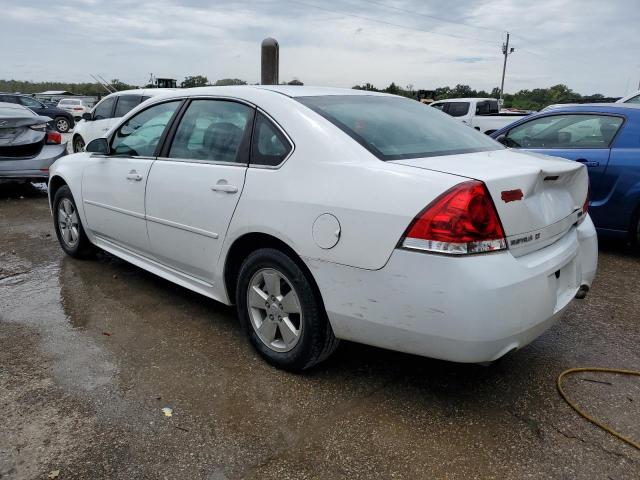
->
[{"left": 1, "top": 182, "right": 639, "bottom": 479}]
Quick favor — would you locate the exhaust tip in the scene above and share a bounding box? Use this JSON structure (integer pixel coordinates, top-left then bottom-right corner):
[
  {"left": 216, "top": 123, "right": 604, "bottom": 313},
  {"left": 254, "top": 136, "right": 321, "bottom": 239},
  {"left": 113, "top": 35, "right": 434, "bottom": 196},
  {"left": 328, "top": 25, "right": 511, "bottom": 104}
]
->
[{"left": 575, "top": 284, "right": 590, "bottom": 300}]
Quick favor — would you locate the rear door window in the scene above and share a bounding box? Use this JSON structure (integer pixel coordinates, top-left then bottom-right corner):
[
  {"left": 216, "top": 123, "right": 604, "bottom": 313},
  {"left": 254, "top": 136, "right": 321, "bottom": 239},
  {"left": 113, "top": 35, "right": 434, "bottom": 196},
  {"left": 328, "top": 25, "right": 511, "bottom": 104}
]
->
[
  {"left": 167, "top": 99, "right": 254, "bottom": 163},
  {"left": 114, "top": 95, "right": 142, "bottom": 118},
  {"left": 19, "top": 97, "right": 43, "bottom": 109},
  {"left": 446, "top": 102, "right": 470, "bottom": 117},
  {"left": 250, "top": 113, "right": 292, "bottom": 166},
  {"left": 93, "top": 97, "right": 116, "bottom": 120}
]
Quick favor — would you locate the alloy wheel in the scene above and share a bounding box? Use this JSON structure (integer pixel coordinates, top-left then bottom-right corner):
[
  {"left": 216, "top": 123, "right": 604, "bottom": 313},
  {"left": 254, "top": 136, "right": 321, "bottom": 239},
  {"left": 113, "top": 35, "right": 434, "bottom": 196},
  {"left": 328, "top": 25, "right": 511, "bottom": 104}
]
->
[
  {"left": 247, "top": 268, "right": 303, "bottom": 352},
  {"left": 57, "top": 198, "right": 80, "bottom": 248},
  {"left": 56, "top": 118, "right": 69, "bottom": 133}
]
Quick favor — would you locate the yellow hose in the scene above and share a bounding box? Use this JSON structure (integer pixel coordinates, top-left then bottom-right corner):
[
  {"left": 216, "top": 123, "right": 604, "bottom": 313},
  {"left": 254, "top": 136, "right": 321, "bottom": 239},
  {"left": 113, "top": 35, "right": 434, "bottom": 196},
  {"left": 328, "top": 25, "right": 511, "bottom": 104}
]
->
[{"left": 557, "top": 367, "right": 640, "bottom": 450}]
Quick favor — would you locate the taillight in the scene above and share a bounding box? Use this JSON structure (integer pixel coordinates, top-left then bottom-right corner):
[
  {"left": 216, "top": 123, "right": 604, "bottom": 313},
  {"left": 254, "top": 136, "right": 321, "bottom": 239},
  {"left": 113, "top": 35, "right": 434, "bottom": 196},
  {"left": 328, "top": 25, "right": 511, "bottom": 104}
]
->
[
  {"left": 578, "top": 182, "right": 589, "bottom": 224},
  {"left": 46, "top": 131, "right": 62, "bottom": 144},
  {"left": 400, "top": 180, "right": 507, "bottom": 255}
]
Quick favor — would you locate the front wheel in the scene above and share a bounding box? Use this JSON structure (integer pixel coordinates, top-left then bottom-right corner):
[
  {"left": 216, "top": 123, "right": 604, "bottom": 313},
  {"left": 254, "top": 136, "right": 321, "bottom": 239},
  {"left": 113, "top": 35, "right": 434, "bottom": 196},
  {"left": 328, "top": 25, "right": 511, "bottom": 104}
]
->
[
  {"left": 236, "top": 248, "right": 339, "bottom": 371},
  {"left": 73, "top": 135, "right": 85, "bottom": 153},
  {"left": 54, "top": 116, "right": 70, "bottom": 133},
  {"left": 53, "top": 185, "right": 95, "bottom": 258}
]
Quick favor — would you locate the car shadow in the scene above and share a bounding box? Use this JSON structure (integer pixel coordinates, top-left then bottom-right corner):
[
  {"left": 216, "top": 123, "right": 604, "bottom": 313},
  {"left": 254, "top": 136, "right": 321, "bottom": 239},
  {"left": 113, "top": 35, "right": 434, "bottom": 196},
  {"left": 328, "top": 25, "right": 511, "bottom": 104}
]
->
[{"left": 0, "top": 181, "right": 48, "bottom": 200}]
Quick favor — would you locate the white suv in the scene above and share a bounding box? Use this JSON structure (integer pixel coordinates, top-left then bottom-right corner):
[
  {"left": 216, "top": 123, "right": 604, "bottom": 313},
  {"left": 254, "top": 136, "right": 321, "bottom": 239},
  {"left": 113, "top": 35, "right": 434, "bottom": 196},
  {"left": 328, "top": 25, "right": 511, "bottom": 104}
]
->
[
  {"left": 57, "top": 98, "right": 93, "bottom": 119},
  {"left": 71, "top": 89, "right": 174, "bottom": 152}
]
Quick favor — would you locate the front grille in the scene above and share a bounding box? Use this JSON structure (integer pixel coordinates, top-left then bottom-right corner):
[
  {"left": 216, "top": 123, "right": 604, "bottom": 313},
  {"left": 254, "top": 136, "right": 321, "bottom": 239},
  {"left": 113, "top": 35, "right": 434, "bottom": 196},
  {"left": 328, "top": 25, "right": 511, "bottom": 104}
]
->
[{"left": 0, "top": 139, "right": 44, "bottom": 159}]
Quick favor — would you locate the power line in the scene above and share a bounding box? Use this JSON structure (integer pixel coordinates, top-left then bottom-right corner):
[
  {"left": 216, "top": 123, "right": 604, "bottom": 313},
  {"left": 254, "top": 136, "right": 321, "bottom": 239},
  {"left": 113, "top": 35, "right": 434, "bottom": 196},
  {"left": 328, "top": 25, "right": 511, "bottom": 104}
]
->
[
  {"left": 288, "top": 0, "right": 499, "bottom": 46},
  {"left": 355, "top": 0, "right": 505, "bottom": 35}
]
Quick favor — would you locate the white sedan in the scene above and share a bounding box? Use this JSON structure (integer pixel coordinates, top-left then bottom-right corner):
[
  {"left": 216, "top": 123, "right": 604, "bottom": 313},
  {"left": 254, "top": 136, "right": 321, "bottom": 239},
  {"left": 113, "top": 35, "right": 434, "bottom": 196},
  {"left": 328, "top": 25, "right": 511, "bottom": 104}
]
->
[{"left": 48, "top": 86, "right": 598, "bottom": 371}]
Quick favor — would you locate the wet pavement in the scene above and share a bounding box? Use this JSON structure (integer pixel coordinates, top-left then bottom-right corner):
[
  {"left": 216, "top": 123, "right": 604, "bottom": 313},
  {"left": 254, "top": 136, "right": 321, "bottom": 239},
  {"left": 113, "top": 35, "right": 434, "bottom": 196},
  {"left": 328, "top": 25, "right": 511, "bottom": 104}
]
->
[{"left": 1, "top": 182, "right": 639, "bottom": 479}]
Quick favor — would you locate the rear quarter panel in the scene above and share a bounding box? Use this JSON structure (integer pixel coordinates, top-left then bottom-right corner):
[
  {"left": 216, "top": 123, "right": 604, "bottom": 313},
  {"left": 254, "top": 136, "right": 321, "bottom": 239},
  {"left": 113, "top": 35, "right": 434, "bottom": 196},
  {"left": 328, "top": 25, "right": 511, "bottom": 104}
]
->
[{"left": 219, "top": 96, "right": 462, "bottom": 274}]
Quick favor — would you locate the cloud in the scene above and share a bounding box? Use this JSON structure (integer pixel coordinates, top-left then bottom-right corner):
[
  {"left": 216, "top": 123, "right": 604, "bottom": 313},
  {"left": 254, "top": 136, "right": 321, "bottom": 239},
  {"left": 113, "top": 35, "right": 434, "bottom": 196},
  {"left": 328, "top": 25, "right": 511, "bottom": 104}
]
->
[{"left": 1, "top": 0, "right": 638, "bottom": 95}]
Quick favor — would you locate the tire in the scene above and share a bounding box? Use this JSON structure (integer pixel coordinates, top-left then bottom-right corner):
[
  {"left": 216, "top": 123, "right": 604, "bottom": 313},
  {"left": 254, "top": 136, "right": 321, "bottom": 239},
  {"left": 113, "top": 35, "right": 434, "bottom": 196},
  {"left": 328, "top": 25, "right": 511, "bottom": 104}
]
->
[
  {"left": 53, "top": 185, "right": 95, "bottom": 258},
  {"left": 236, "top": 248, "right": 339, "bottom": 371},
  {"left": 54, "top": 116, "right": 70, "bottom": 133},
  {"left": 73, "top": 135, "right": 85, "bottom": 153}
]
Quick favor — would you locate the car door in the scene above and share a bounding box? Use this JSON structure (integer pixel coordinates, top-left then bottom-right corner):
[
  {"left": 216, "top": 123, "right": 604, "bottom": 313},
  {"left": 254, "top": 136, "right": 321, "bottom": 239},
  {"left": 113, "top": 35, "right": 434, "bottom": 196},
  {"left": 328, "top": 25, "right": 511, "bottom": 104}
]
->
[
  {"left": 83, "top": 96, "right": 118, "bottom": 142},
  {"left": 145, "top": 98, "right": 255, "bottom": 282},
  {"left": 503, "top": 113, "right": 624, "bottom": 203},
  {"left": 81, "top": 100, "right": 182, "bottom": 255}
]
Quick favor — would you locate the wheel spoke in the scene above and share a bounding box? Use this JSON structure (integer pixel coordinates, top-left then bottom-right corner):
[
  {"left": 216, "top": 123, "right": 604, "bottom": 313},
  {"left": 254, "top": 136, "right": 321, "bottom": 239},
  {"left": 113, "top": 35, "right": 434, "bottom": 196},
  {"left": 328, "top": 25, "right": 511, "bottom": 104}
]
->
[
  {"left": 63, "top": 200, "right": 72, "bottom": 215},
  {"left": 248, "top": 285, "right": 269, "bottom": 309},
  {"left": 263, "top": 272, "right": 281, "bottom": 297},
  {"left": 257, "top": 319, "right": 278, "bottom": 343},
  {"left": 70, "top": 226, "right": 79, "bottom": 243},
  {"left": 65, "top": 226, "right": 73, "bottom": 243},
  {"left": 280, "top": 290, "right": 300, "bottom": 314},
  {"left": 280, "top": 318, "right": 299, "bottom": 346}
]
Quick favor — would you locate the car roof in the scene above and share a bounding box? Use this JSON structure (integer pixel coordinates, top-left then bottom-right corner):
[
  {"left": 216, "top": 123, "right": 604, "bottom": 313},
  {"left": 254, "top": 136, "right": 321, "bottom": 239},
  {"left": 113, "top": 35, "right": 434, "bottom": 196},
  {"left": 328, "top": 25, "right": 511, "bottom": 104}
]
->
[
  {"left": 534, "top": 103, "right": 640, "bottom": 113},
  {"left": 104, "top": 88, "right": 177, "bottom": 98},
  {"left": 431, "top": 98, "right": 495, "bottom": 102},
  {"left": 155, "top": 85, "right": 394, "bottom": 100}
]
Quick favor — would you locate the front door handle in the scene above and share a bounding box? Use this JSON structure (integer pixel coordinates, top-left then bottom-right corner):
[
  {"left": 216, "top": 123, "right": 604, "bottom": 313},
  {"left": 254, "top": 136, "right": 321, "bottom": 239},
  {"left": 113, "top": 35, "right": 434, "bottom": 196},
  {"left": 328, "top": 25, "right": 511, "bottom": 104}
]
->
[
  {"left": 126, "top": 171, "right": 143, "bottom": 181},
  {"left": 211, "top": 184, "right": 238, "bottom": 194},
  {"left": 576, "top": 159, "right": 600, "bottom": 167}
]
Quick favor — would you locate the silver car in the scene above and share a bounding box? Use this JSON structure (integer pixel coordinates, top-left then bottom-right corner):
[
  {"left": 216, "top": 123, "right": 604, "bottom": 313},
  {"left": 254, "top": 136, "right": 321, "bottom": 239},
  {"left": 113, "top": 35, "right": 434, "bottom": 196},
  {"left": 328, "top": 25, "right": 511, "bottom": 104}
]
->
[{"left": 0, "top": 102, "right": 67, "bottom": 181}]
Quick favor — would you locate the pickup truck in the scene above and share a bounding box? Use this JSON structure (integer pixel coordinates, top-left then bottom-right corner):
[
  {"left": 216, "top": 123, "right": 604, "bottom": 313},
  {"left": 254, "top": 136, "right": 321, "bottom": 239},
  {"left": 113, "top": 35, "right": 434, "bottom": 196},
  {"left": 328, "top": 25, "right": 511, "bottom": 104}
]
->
[{"left": 429, "top": 98, "right": 529, "bottom": 134}]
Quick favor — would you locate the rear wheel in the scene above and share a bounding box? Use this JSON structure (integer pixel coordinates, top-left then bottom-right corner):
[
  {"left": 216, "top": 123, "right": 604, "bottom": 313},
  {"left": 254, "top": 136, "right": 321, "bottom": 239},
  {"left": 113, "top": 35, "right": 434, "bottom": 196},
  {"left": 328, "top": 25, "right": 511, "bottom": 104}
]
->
[
  {"left": 54, "top": 117, "right": 70, "bottom": 133},
  {"left": 73, "top": 135, "right": 85, "bottom": 153},
  {"left": 236, "top": 248, "right": 338, "bottom": 371},
  {"left": 53, "top": 185, "right": 95, "bottom": 258}
]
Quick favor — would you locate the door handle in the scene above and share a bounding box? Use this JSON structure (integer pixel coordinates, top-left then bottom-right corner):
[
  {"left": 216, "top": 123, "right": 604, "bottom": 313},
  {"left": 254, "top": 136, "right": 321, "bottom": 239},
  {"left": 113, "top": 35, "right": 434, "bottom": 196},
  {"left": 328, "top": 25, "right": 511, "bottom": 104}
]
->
[
  {"left": 211, "top": 184, "right": 238, "bottom": 194},
  {"left": 576, "top": 159, "right": 599, "bottom": 167},
  {"left": 126, "top": 171, "right": 143, "bottom": 181}
]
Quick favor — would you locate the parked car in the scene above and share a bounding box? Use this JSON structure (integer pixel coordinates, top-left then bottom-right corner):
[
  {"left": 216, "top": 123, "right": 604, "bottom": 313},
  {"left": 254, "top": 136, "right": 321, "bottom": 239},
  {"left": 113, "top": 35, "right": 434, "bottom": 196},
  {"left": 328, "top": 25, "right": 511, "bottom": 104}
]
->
[
  {"left": 616, "top": 90, "right": 640, "bottom": 104},
  {"left": 71, "top": 89, "right": 174, "bottom": 152},
  {"left": 491, "top": 104, "right": 640, "bottom": 244},
  {"left": 0, "top": 93, "right": 75, "bottom": 133},
  {"left": 0, "top": 102, "right": 66, "bottom": 182},
  {"left": 57, "top": 98, "right": 93, "bottom": 119},
  {"left": 48, "top": 86, "right": 597, "bottom": 371},
  {"left": 429, "top": 98, "right": 529, "bottom": 134}
]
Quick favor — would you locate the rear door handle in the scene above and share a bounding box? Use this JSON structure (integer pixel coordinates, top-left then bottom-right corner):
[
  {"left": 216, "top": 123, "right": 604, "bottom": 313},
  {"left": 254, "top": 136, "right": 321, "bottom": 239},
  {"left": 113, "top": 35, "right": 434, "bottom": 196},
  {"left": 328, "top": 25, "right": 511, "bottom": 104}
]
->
[
  {"left": 576, "top": 159, "right": 599, "bottom": 167},
  {"left": 211, "top": 184, "right": 238, "bottom": 194},
  {"left": 126, "top": 171, "right": 143, "bottom": 181}
]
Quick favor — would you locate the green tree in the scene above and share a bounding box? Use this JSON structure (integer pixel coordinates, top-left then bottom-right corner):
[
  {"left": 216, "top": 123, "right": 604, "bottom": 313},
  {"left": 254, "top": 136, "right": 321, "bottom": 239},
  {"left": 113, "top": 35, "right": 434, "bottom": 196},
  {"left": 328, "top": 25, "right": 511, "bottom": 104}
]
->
[
  {"left": 181, "top": 75, "right": 210, "bottom": 88},
  {"left": 213, "top": 78, "right": 247, "bottom": 86}
]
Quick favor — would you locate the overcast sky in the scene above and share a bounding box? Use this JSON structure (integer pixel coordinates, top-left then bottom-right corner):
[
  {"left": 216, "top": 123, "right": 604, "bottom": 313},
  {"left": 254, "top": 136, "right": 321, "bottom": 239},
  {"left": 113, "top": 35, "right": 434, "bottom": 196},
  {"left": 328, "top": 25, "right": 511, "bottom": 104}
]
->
[{"left": 2, "top": 0, "right": 639, "bottom": 95}]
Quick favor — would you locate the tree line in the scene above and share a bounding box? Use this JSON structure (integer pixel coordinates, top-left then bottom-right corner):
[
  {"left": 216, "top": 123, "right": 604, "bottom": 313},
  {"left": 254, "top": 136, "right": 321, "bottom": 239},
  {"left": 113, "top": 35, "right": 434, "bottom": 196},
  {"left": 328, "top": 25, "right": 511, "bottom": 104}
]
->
[
  {"left": 2, "top": 77, "right": 618, "bottom": 111},
  {"left": 353, "top": 82, "right": 617, "bottom": 111}
]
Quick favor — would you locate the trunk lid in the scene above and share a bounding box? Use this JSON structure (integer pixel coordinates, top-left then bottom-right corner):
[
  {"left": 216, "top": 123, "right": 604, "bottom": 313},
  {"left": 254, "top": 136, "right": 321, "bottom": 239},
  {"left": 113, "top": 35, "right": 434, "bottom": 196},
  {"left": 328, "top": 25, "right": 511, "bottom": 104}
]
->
[
  {"left": 391, "top": 149, "right": 588, "bottom": 256},
  {"left": 0, "top": 114, "right": 50, "bottom": 159}
]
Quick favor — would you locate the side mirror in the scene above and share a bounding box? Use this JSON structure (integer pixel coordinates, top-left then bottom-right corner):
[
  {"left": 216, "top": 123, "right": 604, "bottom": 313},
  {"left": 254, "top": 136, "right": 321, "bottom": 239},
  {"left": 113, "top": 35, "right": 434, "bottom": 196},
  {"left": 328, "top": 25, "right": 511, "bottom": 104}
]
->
[
  {"left": 86, "top": 138, "right": 109, "bottom": 155},
  {"left": 82, "top": 112, "right": 92, "bottom": 121}
]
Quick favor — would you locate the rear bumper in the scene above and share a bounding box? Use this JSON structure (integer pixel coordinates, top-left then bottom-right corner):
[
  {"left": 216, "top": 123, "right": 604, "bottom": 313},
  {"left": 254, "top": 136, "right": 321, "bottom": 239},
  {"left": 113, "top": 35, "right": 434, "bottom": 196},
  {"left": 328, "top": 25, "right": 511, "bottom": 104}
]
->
[
  {"left": 307, "top": 215, "right": 598, "bottom": 363},
  {"left": 0, "top": 144, "right": 67, "bottom": 179}
]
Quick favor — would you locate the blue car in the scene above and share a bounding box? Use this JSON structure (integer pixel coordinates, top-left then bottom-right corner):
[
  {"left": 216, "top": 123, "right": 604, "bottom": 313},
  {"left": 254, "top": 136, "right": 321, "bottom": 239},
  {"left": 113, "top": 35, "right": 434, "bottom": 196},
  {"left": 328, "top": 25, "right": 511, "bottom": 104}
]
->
[{"left": 491, "top": 104, "right": 640, "bottom": 244}]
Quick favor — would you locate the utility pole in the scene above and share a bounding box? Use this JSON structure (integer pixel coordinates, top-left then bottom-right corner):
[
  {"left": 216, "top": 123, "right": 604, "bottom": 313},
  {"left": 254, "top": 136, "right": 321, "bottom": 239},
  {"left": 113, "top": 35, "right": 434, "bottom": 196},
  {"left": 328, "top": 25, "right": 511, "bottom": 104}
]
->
[{"left": 500, "top": 32, "right": 515, "bottom": 103}]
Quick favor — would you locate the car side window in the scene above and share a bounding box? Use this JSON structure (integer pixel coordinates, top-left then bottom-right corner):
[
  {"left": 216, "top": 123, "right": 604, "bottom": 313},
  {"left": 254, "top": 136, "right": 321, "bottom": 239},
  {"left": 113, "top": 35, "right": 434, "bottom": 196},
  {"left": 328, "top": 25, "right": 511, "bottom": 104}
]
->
[
  {"left": 19, "top": 97, "right": 42, "bottom": 108},
  {"left": 251, "top": 112, "right": 292, "bottom": 166},
  {"left": 430, "top": 103, "right": 445, "bottom": 111},
  {"left": 93, "top": 97, "right": 116, "bottom": 120},
  {"left": 114, "top": 95, "right": 142, "bottom": 118},
  {"left": 446, "top": 102, "right": 470, "bottom": 117},
  {"left": 506, "top": 114, "right": 624, "bottom": 149},
  {"left": 1, "top": 95, "right": 20, "bottom": 104},
  {"left": 625, "top": 94, "right": 640, "bottom": 104},
  {"left": 111, "top": 101, "right": 181, "bottom": 157},
  {"left": 168, "top": 99, "right": 254, "bottom": 163}
]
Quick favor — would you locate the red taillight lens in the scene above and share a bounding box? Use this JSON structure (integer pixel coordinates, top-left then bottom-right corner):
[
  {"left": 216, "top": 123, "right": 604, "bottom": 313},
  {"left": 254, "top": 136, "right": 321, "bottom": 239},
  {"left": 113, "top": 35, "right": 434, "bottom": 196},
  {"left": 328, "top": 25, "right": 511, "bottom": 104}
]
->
[
  {"left": 578, "top": 182, "right": 589, "bottom": 224},
  {"left": 46, "top": 131, "right": 62, "bottom": 144},
  {"left": 401, "top": 180, "right": 507, "bottom": 255}
]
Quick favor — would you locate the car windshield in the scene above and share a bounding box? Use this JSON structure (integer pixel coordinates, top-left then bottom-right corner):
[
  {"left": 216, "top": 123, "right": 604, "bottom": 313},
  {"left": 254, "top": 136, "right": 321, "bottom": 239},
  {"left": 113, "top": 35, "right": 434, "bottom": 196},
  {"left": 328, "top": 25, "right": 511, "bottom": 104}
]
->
[{"left": 296, "top": 95, "right": 502, "bottom": 160}]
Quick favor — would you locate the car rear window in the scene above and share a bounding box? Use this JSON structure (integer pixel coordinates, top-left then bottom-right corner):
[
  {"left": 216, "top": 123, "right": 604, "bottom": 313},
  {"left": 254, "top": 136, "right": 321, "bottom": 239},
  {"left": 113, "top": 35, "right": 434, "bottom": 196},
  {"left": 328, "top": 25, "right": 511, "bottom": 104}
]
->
[{"left": 296, "top": 95, "right": 501, "bottom": 160}]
